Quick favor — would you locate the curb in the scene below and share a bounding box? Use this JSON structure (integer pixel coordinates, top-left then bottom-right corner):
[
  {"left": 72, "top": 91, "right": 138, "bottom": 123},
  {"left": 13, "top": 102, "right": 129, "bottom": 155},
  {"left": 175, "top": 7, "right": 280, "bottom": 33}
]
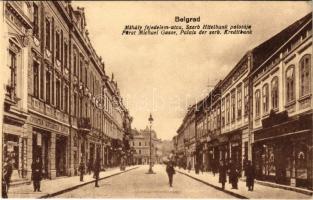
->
[
  {"left": 239, "top": 178, "right": 313, "bottom": 196},
  {"left": 177, "top": 171, "right": 248, "bottom": 199},
  {"left": 250, "top": 179, "right": 313, "bottom": 196},
  {"left": 39, "top": 166, "right": 139, "bottom": 198}
]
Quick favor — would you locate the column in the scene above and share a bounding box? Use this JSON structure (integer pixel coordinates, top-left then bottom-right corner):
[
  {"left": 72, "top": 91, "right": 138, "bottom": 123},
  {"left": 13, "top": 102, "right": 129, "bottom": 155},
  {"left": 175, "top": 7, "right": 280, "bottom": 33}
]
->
[
  {"left": 50, "top": 132, "right": 56, "bottom": 179},
  {"left": 26, "top": 124, "right": 33, "bottom": 180}
]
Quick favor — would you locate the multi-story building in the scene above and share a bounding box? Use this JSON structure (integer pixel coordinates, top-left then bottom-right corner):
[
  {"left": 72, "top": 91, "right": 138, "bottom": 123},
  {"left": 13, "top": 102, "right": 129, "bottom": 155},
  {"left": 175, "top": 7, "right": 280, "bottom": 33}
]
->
[
  {"left": 177, "top": 105, "right": 196, "bottom": 169},
  {"left": 3, "top": 1, "right": 33, "bottom": 183},
  {"left": 2, "top": 1, "right": 132, "bottom": 183},
  {"left": 251, "top": 13, "right": 312, "bottom": 189},
  {"left": 195, "top": 83, "right": 222, "bottom": 172},
  {"left": 131, "top": 127, "right": 159, "bottom": 165},
  {"left": 173, "top": 11, "right": 312, "bottom": 190},
  {"left": 219, "top": 53, "right": 252, "bottom": 171}
]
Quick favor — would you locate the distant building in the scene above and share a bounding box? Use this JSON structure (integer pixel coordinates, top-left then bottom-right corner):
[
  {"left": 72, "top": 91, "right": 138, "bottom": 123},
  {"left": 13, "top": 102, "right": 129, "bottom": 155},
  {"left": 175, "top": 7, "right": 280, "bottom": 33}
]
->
[{"left": 131, "top": 127, "right": 160, "bottom": 165}]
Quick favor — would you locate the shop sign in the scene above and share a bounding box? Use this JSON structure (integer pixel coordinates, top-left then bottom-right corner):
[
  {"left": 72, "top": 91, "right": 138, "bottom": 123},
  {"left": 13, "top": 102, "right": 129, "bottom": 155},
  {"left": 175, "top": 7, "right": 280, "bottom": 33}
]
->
[{"left": 30, "top": 115, "right": 69, "bottom": 135}]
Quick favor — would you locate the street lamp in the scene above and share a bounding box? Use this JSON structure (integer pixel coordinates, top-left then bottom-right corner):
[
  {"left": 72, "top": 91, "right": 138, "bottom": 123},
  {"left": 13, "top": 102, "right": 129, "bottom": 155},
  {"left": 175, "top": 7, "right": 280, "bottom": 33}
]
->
[{"left": 147, "top": 113, "right": 154, "bottom": 174}]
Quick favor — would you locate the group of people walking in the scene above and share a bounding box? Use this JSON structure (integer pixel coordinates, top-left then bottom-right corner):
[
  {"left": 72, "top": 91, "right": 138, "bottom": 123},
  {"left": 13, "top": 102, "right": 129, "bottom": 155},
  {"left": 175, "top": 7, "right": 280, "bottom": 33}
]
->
[{"left": 218, "top": 159, "right": 255, "bottom": 191}]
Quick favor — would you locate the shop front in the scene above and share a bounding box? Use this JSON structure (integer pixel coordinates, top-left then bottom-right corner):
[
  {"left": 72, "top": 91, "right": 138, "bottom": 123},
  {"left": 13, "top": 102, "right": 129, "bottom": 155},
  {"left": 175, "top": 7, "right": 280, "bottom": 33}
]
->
[
  {"left": 229, "top": 130, "right": 242, "bottom": 172},
  {"left": 29, "top": 114, "right": 70, "bottom": 179},
  {"left": 253, "top": 113, "right": 312, "bottom": 189},
  {"left": 32, "top": 129, "right": 50, "bottom": 179}
]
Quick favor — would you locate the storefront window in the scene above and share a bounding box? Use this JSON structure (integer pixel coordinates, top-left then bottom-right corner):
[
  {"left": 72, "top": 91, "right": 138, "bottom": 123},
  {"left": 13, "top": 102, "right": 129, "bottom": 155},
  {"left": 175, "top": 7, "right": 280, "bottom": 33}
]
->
[
  {"left": 296, "top": 148, "right": 307, "bottom": 179},
  {"left": 262, "top": 145, "right": 276, "bottom": 176}
]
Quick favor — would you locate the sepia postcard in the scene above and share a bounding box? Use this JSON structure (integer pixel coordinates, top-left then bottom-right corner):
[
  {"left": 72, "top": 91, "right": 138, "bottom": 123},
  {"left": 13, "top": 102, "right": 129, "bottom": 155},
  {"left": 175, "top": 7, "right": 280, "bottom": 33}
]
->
[{"left": 0, "top": 0, "right": 312, "bottom": 199}]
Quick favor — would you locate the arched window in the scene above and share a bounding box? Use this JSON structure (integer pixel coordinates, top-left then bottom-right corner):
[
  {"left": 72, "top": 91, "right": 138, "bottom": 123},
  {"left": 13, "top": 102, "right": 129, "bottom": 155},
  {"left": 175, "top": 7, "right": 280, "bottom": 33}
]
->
[
  {"left": 286, "top": 66, "right": 295, "bottom": 103},
  {"left": 255, "top": 89, "right": 261, "bottom": 117},
  {"left": 271, "top": 77, "right": 279, "bottom": 110},
  {"left": 262, "top": 84, "right": 269, "bottom": 114},
  {"left": 299, "top": 54, "right": 311, "bottom": 97}
]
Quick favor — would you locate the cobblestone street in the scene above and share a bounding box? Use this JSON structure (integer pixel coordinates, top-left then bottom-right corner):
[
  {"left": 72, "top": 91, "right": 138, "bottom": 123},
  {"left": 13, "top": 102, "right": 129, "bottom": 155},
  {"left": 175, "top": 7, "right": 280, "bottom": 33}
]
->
[{"left": 54, "top": 165, "right": 235, "bottom": 198}]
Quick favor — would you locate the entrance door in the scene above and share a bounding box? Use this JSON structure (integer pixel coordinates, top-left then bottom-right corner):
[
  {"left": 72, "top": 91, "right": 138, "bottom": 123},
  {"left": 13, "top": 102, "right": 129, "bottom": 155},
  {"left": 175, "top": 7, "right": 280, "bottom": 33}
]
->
[
  {"left": 32, "top": 131, "right": 49, "bottom": 179},
  {"left": 56, "top": 135, "right": 67, "bottom": 177}
]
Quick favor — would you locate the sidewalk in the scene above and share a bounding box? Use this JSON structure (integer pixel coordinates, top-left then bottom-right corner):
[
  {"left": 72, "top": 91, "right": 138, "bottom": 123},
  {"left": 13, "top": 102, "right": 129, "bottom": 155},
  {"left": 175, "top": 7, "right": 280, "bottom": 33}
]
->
[
  {"left": 8, "top": 165, "right": 139, "bottom": 198},
  {"left": 176, "top": 168, "right": 312, "bottom": 199}
]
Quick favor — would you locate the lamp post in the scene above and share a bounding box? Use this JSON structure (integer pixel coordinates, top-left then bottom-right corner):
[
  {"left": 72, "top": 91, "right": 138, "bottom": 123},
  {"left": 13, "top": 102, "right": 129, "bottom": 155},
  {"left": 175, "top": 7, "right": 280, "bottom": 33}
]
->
[{"left": 147, "top": 113, "right": 154, "bottom": 174}]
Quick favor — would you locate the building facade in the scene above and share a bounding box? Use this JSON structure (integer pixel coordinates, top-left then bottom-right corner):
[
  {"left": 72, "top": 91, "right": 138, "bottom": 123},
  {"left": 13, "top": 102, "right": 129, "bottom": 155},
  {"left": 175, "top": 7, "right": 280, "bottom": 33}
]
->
[
  {"left": 251, "top": 13, "right": 312, "bottom": 189},
  {"left": 131, "top": 128, "right": 160, "bottom": 165},
  {"left": 177, "top": 105, "right": 196, "bottom": 170},
  {"left": 174, "top": 12, "right": 312, "bottom": 189},
  {"left": 2, "top": 1, "right": 132, "bottom": 183}
]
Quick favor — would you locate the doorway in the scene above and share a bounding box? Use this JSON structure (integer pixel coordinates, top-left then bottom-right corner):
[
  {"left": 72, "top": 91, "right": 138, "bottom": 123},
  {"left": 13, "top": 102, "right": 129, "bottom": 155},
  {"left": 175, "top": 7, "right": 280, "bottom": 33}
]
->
[{"left": 56, "top": 135, "right": 67, "bottom": 177}]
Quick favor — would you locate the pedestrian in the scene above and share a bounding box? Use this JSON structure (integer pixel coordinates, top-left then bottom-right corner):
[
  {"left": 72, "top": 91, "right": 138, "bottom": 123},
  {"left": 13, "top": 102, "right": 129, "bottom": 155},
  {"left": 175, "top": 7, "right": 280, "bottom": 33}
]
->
[
  {"left": 2, "top": 158, "right": 13, "bottom": 198},
  {"left": 166, "top": 160, "right": 176, "bottom": 187},
  {"left": 31, "top": 157, "right": 42, "bottom": 192},
  {"left": 94, "top": 157, "right": 101, "bottom": 187},
  {"left": 229, "top": 160, "right": 239, "bottom": 189},
  {"left": 245, "top": 160, "right": 255, "bottom": 191},
  {"left": 187, "top": 161, "right": 191, "bottom": 173},
  {"left": 78, "top": 158, "right": 85, "bottom": 182},
  {"left": 219, "top": 160, "right": 227, "bottom": 190}
]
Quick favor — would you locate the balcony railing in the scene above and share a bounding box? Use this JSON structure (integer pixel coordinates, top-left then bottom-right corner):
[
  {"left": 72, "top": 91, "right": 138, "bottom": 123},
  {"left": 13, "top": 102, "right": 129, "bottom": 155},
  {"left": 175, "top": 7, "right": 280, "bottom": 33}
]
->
[{"left": 77, "top": 117, "right": 91, "bottom": 132}]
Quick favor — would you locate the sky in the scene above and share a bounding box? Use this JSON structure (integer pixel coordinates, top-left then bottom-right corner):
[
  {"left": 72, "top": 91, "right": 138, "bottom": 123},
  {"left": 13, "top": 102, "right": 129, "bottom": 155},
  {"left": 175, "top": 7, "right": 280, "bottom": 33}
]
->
[{"left": 73, "top": 1, "right": 311, "bottom": 140}]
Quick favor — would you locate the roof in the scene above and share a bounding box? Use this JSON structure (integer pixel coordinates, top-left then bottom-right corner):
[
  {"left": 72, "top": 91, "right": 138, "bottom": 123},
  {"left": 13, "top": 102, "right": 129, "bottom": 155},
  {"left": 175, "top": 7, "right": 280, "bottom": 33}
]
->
[{"left": 251, "top": 12, "right": 312, "bottom": 70}]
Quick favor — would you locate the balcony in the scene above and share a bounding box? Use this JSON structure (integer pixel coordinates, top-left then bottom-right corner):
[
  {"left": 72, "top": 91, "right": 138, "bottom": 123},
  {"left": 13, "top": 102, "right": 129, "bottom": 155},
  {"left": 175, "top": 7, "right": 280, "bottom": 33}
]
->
[{"left": 77, "top": 117, "right": 91, "bottom": 133}]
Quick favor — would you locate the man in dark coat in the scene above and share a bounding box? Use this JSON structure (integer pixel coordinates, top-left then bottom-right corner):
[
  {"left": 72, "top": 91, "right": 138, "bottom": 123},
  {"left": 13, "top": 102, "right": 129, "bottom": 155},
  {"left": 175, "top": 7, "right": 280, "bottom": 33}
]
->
[
  {"left": 228, "top": 160, "right": 239, "bottom": 189},
  {"left": 78, "top": 158, "right": 85, "bottom": 182},
  {"left": 245, "top": 160, "right": 255, "bottom": 191},
  {"left": 94, "top": 157, "right": 101, "bottom": 187},
  {"left": 166, "top": 160, "right": 176, "bottom": 187},
  {"left": 2, "top": 158, "right": 13, "bottom": 198},
  {"left": 219, "top": 160, "right": 227, "bottom": 190},
  {"left": 31, "top": 157, "right": 42, "bottom": 192}
]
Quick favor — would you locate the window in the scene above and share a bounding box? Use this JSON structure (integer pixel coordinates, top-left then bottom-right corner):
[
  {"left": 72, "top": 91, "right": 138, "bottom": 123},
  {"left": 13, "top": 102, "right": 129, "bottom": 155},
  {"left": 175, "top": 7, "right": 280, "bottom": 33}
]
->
[
  {"left": 8, "top": 50, "right": 17, "bottom": 98},
  {"left": 221, "top": 98, "right": 225, "bottom": 127},
  {"left": 56, "top": 79, "right": 61, "bottom": 109},
  {"left": 73, "top": 52, "right": 77, "bottom": 76},
  {"left": 46, "top": 71, "right": 51, "bottom": 104},
  {"left": 286, "top": 66, "right": 295, "bottom": 103},
  {"left": 231, "top": 90, "right": 236, "bottom": 122},
  {"left": 226, "top": 95, "right": 230, "bottom": 124},
  {"left": 33, "top": 3, "right": 39, "bottom": 37},
  {"left": 299, "top": 54, "right": 311, "bottom": 97},
  {"left": 237, "top": 85, "right": 242, "bottom": 119},
  {"left": 74, "top": 93, "right": 77, "bottom": 116},
  {"left": 80, "top": 59, "right": 83, "bottom": 81},
  {"left": 64, "top": 43, "right": 68, "bottom": 68},
  {"left": 45, "top": 19, "right": 51, "bottom": 50},
  {"left": 262, "top": 84, "right": 269, "bottom": 114},
  {"left": 51, "top": 74, "right": 55, "bottom": 105},
  {"left": 255, "top": 89, "right": 261, "bottom": 117},
  {"left": 85, "top": 67, "right": 88, "bottom": 85},
  {"left": 33, "top": 61, "right": 39, "bottom": 98},
  {"left": 56, "top": 31, "right": 60, "bottom": 60},
  {"left": 64, "top": 85, "right": 68, "bottom": 113},
  {"left": 244, "top": 83, "right": 249, "bottom": 117},
  {"left": 139, "top": 142, "right": 141, "bottom": 146},
  {"left": 271, "top": 77, "right": 279, "bottom": 110}
]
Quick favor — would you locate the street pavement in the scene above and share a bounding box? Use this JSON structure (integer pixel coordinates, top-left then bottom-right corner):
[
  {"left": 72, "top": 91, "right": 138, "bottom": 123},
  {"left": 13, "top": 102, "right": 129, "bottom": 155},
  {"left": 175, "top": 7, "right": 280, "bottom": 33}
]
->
[
  {"left": 8, "top": 166, "right": 138, "bottom": 198},
  {"left": 176, "top": 168, "right": 312, "bottom": 199},
  {"left": 54, "top": 165, "right": 235, "bottom": 198}
]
